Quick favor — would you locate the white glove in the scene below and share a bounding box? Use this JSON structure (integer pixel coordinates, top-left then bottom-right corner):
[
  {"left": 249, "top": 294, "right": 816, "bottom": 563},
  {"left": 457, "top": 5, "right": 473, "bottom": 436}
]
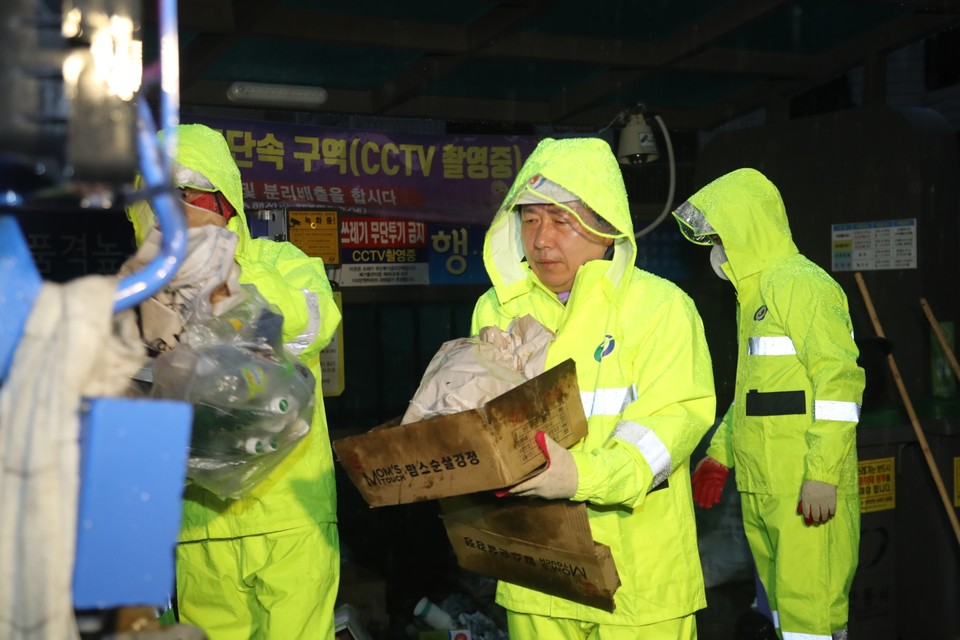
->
[
  {"left": 507, "top": 431, "right": 578, "bottom": 500},
  {"left": 798, "top": 480, "right": 837, "bottom": 525}
]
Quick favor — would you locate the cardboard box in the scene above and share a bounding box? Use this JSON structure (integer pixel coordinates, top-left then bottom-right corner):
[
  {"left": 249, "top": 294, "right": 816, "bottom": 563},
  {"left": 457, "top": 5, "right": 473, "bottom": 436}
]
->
[
  {"left": 334, "top": 358, "right": 621, "bottom": 610},
  {"left": 440, "top": 494, "right": 621, "bottom": 612},
  {"left": 333, "top": 359, "right": 586, "bottom": 507}
]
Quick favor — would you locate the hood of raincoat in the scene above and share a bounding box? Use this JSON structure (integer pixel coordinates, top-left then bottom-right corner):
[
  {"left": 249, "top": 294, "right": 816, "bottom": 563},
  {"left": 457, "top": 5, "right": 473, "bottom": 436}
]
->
[
  {"left": 484, "top": 137, "right": 633, "bottom": 303},
  {"left": 127, "top": 124, "right": 250, "bottom": 252},
  {"left": 673, "top": 168, "right": 798, "bottom": 286}
]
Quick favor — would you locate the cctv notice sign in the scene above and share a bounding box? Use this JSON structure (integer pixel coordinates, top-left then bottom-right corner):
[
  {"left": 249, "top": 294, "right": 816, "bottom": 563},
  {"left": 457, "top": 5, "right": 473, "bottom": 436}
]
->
[
  {"left": 325, "top": 215, "right": 487, "bottom": 287},
  {"left": 289, "top": 209, "right": 340, "bottom": 266}
]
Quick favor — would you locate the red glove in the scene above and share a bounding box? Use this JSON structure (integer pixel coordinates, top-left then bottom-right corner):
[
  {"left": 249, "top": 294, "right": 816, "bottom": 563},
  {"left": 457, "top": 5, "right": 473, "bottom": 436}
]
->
[{"left": 691, "top": 457, "right": 729, "bottom": 508}]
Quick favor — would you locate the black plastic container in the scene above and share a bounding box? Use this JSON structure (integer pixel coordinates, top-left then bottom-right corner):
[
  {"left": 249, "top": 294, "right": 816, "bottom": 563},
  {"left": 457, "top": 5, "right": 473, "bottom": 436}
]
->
[
  {"left": 850, "top": 405, "right": 915, "bottom": 639},
  {"left": 895, "top": 398, "right": 960, "bottom": 640}
]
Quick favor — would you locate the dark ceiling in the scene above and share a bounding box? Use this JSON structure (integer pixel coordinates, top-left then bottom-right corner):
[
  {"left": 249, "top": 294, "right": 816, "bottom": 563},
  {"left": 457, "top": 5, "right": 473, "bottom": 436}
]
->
[{"left": 147, "top": 0, "right": 960, "bottom": 133}]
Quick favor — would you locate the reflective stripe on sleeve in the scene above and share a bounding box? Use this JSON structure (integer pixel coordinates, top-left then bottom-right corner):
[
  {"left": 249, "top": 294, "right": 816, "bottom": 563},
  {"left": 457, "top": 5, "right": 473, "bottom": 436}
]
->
[
  {"left": 748, "top": 336, "right": 796, "bottom": 356},
  {"left": 284, "top": 289, "right": 320, "bottom": 356},
  {"left": 611, "top": 420, "right": 672, "bottom": 489},
  {"left": 814, "top": 399, "right": 861, "bottom": 422},
  {"left": 781, "top": 632, "right": 831, "bottom": 640},
  {"left": 580, "top": 385, "right": 637, "bottom": 418}
]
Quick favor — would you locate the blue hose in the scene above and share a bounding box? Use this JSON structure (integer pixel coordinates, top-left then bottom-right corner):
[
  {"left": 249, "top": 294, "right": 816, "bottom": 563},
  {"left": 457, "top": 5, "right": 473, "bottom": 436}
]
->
[
  {"left": 113, "top": 0, "right": 182, "bottom": 312},
  {"left": 112, "top": 97, "right": 186, "bottom": 311}
]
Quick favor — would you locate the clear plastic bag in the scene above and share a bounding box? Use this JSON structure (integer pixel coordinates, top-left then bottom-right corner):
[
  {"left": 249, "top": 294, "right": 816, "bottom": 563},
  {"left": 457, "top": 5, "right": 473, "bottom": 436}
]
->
[{"left": 150, "top": 285, "right": 315, "bottom": 499}]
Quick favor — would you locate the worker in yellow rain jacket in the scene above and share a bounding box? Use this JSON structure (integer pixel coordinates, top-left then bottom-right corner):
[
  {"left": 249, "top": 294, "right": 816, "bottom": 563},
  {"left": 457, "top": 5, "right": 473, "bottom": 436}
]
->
[
  {"left": 127, "top": 124, "right": 342, "bottom": 639},
  {"left": 472, "top": 137, "right": 717, "bottom": 639},
  {"left": 673, "top": 168, "right": 865, "bottom": 640}
]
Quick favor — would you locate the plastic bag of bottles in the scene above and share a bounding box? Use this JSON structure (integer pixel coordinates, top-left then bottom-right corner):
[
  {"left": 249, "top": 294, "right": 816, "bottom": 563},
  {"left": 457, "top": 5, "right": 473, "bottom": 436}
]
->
[{"left": 150, "top": 284, "right": 315, "bottom": 499}]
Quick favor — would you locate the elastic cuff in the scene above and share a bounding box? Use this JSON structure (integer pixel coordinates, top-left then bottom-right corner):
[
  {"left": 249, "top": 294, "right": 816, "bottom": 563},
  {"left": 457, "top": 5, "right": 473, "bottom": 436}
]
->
[
  {"left": 804, "top": 470, "right": 840, "bottom": 486},
  {"left": 570, "top": 450, "right": 590, "bottom": 502}
]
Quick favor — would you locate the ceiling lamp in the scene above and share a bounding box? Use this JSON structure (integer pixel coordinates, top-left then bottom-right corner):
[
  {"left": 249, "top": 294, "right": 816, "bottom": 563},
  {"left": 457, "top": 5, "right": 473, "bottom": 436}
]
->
[
  {"left": 226, "top": 82, "right": 328, "bottom": 109},
  {"left": 617, "top": 111, "right": 660, "bottom": 165}
]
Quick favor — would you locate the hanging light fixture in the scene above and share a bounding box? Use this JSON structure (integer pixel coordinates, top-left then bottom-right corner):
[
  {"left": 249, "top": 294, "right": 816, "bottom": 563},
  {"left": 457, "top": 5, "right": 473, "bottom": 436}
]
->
[
  {"left": 617, "top": 110, "right": 660, "bottom": 165},
  {"left": 226, "top": 81, "right": 328, "bottom": 109}
]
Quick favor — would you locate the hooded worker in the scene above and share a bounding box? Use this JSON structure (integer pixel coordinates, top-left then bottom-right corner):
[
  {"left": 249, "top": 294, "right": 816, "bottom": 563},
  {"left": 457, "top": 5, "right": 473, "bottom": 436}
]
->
[
  {"left": 126, "top": 123, "right": 342, "bottom": 639},
  {"left": 473, "top": 137, "right": 716, "bottom": 638},
  {"left": 672, "top": 168, "right": 864, "bottom": 640}
]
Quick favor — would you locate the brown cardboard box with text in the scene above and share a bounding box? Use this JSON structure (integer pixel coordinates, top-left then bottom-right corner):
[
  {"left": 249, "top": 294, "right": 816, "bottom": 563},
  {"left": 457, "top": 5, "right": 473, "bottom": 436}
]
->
[{"left": 333, "top": 359, "right": 622, "bottom": 610}]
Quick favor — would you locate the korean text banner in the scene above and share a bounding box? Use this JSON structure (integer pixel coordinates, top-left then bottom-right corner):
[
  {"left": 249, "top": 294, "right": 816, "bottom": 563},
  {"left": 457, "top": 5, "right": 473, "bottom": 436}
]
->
[
  {"left": 329, "top": 215, "right": 488, "bottom": 287},
  {"left": 192, "top": 116, "right": 540, "bottom": 225}
]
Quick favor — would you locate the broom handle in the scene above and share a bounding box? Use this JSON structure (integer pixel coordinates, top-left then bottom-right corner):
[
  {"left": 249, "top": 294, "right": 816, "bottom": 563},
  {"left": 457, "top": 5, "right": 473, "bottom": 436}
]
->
[
  {"left": 854, "top": 273, "right": 960, "bottom": 547},
  {"left": 920, "top": 297, "right": 960, "bottom": 385}
]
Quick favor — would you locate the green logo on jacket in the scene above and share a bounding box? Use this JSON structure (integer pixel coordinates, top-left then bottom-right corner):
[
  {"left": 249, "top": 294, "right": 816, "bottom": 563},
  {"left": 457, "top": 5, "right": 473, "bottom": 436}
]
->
[{"left": 594, "top": 334, "right": 616, "bottom": 362}]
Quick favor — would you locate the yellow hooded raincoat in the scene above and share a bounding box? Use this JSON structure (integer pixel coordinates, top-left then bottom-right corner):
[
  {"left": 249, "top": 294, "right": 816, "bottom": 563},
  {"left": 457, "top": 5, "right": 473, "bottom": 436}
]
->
[
  {"left": 676, "top": 168, "right": 865, "bottom": 636},
  {"left": 128, "top": 124, "right": 342, "bottom": 638},
  {"left": 472, "top": 137, "right": 717, "bottom": 626}
]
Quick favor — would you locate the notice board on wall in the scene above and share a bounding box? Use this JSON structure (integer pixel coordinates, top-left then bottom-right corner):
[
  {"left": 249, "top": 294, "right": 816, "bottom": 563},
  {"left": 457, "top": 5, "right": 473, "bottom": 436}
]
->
[{"left": 831, "top": 218, "right": 917, "bottom": 272}]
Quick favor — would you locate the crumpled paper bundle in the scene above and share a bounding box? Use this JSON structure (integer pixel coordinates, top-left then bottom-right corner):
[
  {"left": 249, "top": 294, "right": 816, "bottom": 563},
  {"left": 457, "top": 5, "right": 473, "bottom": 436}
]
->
[
  {"left": 118, "top": 208, "right": 244, "bottom": 353},
  {"left": 401, "top": 315, "right": 554, "bottom": 424}
]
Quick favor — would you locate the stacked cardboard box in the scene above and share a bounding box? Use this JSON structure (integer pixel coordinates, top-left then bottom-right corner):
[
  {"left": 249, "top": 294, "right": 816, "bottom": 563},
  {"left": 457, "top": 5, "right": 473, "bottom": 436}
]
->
[{"left": 333, "top": 359, "right": 621, "bottom": 611}]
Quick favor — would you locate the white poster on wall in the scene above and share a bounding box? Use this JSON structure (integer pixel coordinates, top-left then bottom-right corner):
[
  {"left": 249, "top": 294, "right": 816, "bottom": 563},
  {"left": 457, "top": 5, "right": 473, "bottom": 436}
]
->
[
  {"left": 831, "top": 218, "right": 917, "bottom": 272},
  {"left": 320, "top": 291, "right": 345, "bottom": 397}
]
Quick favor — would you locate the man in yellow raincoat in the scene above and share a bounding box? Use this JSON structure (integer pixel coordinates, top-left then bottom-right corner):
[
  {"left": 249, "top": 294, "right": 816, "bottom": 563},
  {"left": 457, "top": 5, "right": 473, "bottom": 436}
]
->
[
  {"left": 472, "top": 137, "right": 717, "bottom": 638},
  {"left": 672, "top": 168, "right": 865, "bottom": 640},
  {"left": 127, "top": 124, "right": 342, "bottom": 639}
]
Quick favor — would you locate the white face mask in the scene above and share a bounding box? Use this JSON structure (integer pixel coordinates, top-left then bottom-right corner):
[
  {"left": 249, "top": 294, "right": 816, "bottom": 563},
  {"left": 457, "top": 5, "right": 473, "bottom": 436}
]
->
[{"left": 710, "top": 243, "right": 729, "bottom": 281}]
